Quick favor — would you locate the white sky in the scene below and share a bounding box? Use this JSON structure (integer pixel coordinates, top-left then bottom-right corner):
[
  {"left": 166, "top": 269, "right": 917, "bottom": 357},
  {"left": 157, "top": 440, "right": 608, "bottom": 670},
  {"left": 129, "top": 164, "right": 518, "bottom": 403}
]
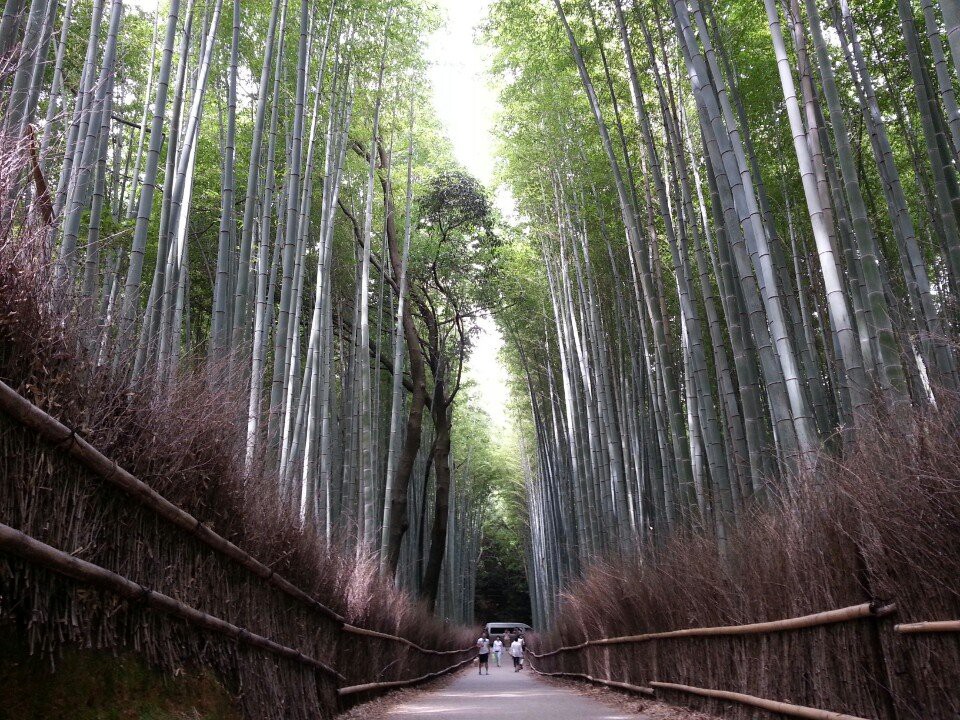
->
[{"left": 425, "top": 0, "right": 514, "bottom": 432}]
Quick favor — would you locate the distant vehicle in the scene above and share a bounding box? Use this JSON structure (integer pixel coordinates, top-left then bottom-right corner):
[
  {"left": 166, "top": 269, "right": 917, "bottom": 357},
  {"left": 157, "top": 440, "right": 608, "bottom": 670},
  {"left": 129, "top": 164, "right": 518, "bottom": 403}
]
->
[{"left": 485, "top": 622, "right": 532, "bottom": 639}]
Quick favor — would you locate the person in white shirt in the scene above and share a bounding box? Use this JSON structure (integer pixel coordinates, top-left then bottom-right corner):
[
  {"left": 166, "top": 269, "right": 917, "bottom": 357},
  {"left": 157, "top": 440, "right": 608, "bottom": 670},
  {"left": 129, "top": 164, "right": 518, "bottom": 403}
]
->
[
  {"left": 509, "top": 637, "right": 524, "bottom": 672},
  {"left": 476, "top": 633, "right": 491, "bottom": 675},
  {"left": 492, "top": 637, "right": 504, "bottom": 667}
]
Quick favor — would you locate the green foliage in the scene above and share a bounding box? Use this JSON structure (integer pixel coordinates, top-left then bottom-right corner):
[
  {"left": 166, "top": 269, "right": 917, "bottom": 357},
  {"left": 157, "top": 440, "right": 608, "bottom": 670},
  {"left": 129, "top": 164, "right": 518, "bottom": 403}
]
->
[
  {"left": 413, "top": 169, "right": 500, "bottom": 306},
  {"left": 450, "top": 393, "right": 532, "bottom": 624}
]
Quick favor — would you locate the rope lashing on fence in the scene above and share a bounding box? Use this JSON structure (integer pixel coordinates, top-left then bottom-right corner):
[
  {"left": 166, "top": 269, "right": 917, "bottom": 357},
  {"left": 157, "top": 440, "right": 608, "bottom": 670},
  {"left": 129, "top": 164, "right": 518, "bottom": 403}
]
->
[
  {"left": 0, "top": 380, "right": 473, "bottom": 658},
  {"left": 0, "top": 522, "right": 346, "bottom": 681},
  {"left": 337, "top": 654, "right": 478, "bottom": 696},
  {"left": 649, "top": 682, "right": 871, "bottom": 720},
  {"left": 895, "top": 620, "right": 960, "bottom": 633},
  {"left": 527, "top": 601, "right": 897, "bottom": 658}
]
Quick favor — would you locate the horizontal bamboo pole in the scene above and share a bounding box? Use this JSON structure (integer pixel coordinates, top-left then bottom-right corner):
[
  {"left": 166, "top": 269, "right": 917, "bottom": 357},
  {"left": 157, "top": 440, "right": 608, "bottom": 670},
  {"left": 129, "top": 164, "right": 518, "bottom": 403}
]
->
[
  {"left": 0, "top": 380, "right": 470, "bottom": 657},
  {"left": 337, "top": 654, "right": 477, "bottom": 696},
  {"left": 650, "top": 681, "right": 870, "bottom": 720},
  {"left": 0, "top": 522, "right": 345, "bottom": 680},
  {"left": 529, "top": 666, "right": 654, "bottom": 696},
  {"left": 0, "top": 380, "right": 345, "bottom": 624},
  {"left": 342, "top": 624, "right": 475, "bottom": 656},
  {"left": 895, "top": 620, "right": 960, "bottom": 633},
  {"left": 529, "top": 602, "right": 895, "bottom": 658}
]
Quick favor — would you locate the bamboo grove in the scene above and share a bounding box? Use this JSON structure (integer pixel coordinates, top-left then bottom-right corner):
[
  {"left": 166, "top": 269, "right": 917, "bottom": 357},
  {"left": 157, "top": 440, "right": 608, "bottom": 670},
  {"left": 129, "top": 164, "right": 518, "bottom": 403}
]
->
[
  {"left": 488, "top": 0, "right": 960, "bottom": 627},
  {"left": 0, "top": 0, "right": 507, "bottom": 621}
]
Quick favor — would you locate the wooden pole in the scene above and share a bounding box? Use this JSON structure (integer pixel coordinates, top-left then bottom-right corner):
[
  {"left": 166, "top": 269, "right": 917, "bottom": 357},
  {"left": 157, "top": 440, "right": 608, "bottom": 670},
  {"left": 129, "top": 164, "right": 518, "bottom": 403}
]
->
[
  {"left": 529, "top": 602, "right": 895, "bottom": 657},
  {"left": 337, "top": 654, "right": 477, "bottom": 696},
  {"left": 895, "top": 620, "right": 960, "bottom": 633},
  {"left": 650, "top": 681, "right": 871, "bottom": 720},
  {"left": 341, "top": 624, "right": 475, "bottom": 656},
  {"left": 529, "top": 666, "right": 655, "bottom": 696}
]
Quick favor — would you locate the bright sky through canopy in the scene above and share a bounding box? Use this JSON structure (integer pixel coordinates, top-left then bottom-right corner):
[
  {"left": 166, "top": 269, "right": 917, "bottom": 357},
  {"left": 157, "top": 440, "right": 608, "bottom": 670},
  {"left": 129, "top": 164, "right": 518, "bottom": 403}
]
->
[
  {"left": 425, "top": 0, "right": 513, "bottom": 432},
  {"left": 127, "top": 0, "right": 514, "bottom": 429}
]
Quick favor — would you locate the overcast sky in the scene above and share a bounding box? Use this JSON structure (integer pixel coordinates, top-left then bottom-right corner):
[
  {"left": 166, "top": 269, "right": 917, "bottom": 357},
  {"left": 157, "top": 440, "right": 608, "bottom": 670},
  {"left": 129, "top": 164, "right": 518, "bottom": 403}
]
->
[{"left": 425, "top": 0, "right": 513, "bottom": 432}]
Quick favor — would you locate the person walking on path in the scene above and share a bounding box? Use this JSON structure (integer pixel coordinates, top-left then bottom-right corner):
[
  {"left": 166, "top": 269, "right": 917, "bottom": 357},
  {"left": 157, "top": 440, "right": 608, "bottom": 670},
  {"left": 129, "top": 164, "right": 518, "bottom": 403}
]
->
[
  {"left": 492, "top": 637, "right": 504, "bottom": 667},
  {"left": 476, "top": 633, "right": 491, "bottom": 675},
  {"left": 509, "top": 636, "right": 524, "bottom": 672}
]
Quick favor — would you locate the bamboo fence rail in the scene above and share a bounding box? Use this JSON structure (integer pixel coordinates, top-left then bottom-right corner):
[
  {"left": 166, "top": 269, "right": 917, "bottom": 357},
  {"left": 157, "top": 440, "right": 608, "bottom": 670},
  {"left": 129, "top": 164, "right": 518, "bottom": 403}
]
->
[
  {"left": 341, "top": 623, "right": 476, "bottom": 655},
  {"left": 0, "top": 522, "right": 345, "bottom": 680},
  {"left": 526, "top": 600, "right": 908, "bottom": 718},
  {"left": 527, "top": 602, "right": 896, "bottom": 658},
  {"left": 894, "top": 620, "right": 960, "bottom": 633},
  {"left": 530, "top": 667, "right": 655, "bottom": 695},
  {"left": 649, "top": 682, "right": 872, "bottom": 720},
  {"left": 337, "top": 655, "right": 477, "bottom": 696},
  {"left": 0, "top": 380, "right": 475, "bottom": 657}
]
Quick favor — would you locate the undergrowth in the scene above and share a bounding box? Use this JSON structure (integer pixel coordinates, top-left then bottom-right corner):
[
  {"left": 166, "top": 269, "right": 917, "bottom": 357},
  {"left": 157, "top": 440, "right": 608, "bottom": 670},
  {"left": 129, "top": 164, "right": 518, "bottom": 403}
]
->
[{"left": 533, "top": 403, "right": 960, "bottom": 719}]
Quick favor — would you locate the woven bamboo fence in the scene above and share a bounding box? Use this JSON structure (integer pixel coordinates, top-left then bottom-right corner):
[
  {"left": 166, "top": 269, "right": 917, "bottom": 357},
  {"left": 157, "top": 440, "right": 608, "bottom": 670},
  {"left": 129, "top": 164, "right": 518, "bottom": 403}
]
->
[
  {"left": 526, "top": 408, "right": 960, "bottom": 720},
  {"left": 0, "top": 382, "right": 476, "bottom": 720},
  {"left": 528, "top": 599, "right": 960, "bottom": 719}
]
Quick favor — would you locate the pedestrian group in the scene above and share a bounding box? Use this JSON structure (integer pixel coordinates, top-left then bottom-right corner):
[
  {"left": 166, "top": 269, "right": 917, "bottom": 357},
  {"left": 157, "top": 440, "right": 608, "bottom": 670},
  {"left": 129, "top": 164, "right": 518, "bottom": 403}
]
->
[{"left": 476, "top": 629, "right": 525, "bottom": 675}]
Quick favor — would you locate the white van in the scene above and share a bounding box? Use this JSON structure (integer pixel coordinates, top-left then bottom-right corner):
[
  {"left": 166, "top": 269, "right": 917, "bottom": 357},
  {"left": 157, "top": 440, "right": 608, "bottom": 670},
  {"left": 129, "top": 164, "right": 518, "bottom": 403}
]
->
[{"left": 485, "top": 622, "right": 532, "bottom": 639}]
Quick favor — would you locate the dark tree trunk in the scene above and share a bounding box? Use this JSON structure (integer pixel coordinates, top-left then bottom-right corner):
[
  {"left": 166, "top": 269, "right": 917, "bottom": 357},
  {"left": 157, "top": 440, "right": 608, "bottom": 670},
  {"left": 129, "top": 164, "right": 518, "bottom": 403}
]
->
[
  {"left": 377, "top": 147, "right": 428, "bottom": 579},
  {"left": 420, "top": 377, "right": 452, "bottom": 612}
]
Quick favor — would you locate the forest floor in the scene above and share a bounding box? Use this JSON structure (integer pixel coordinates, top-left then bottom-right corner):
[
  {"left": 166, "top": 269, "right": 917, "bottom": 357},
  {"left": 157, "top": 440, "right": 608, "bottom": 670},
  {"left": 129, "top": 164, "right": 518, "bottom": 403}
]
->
[{"left": 338, "top": 661, "right": 721, "bottom": 719}]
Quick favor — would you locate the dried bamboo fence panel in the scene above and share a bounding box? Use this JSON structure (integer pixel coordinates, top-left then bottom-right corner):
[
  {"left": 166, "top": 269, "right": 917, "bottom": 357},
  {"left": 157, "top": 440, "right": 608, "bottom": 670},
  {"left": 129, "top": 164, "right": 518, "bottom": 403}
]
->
[
  {"left": 0, "top": 522, "right": 344, "bottom": 678},
  {"left": 649, "top": 681, "right": 872, "bottom": 720},
  {"left": 0, "top": 384, "right": 476, "bottom": 719}
]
